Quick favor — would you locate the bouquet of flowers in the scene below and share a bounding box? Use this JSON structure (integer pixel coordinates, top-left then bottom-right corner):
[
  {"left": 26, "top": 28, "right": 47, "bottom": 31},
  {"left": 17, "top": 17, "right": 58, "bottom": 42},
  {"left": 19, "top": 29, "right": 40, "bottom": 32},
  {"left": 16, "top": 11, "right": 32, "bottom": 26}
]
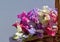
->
[{"left": 12, "top": 6, "right": 58, "bottom": 42}]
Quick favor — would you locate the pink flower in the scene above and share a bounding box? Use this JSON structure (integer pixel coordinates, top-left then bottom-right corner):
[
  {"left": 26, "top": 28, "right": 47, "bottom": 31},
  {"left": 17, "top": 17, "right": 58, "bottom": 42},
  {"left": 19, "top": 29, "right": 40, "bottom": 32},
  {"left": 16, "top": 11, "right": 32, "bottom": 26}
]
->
[
  {"left": 49, "top": 10, "right": 58, "bottom": 23},
  {"left": 17, "top": 11, "right": 27, "bottom": 19},
  {"left": 12, "top": 21, "right": 20, "bottom": 28},
  {"left": 46, "top": 24, "right": 58, "bottom": 36}
]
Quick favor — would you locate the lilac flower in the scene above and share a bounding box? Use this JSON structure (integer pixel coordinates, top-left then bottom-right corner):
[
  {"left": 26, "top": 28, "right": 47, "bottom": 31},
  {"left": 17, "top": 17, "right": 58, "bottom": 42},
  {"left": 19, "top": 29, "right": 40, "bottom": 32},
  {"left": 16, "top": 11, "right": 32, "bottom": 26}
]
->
[{"left": 27, "top": 8, "right": 39, "bottom": 23}]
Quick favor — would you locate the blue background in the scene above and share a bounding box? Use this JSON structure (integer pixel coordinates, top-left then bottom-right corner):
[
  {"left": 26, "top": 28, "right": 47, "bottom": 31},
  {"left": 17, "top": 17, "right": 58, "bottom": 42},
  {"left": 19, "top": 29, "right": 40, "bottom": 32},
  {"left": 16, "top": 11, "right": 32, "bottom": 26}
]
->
[{"left": 0, "top": 0, "right": 55, "bottom": 42}]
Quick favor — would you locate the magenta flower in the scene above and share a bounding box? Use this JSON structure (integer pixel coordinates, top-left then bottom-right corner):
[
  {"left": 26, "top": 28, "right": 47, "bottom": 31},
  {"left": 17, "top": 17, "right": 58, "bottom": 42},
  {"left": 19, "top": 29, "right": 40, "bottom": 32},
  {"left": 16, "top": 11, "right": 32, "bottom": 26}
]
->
[{"left": 17, "top": 11, "right": 27, "bottom": 19}]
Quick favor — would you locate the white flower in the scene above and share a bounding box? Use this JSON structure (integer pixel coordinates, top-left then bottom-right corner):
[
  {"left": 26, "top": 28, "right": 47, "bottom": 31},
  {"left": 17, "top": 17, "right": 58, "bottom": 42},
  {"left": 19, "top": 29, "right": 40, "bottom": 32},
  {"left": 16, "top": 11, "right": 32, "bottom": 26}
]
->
[
  {"left": 52, "top": 25, "right": 58, "bottom": 29},
  {"left": 17, "top": 25, "right": 22, "bottom": 32},
  {"left": 23, "top": 35, "right": 28, "bottom": 38},
  {"left": 15, "top": 32, "right": 23, "bottom": 38}
]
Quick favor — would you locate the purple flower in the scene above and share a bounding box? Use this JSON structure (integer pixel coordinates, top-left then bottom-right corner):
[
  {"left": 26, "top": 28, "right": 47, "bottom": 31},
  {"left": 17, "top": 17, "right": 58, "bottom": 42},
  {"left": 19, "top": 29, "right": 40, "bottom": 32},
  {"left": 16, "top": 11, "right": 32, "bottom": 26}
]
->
[{"left": 27, "top": 8, "right": 39, "bottom": 23}]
